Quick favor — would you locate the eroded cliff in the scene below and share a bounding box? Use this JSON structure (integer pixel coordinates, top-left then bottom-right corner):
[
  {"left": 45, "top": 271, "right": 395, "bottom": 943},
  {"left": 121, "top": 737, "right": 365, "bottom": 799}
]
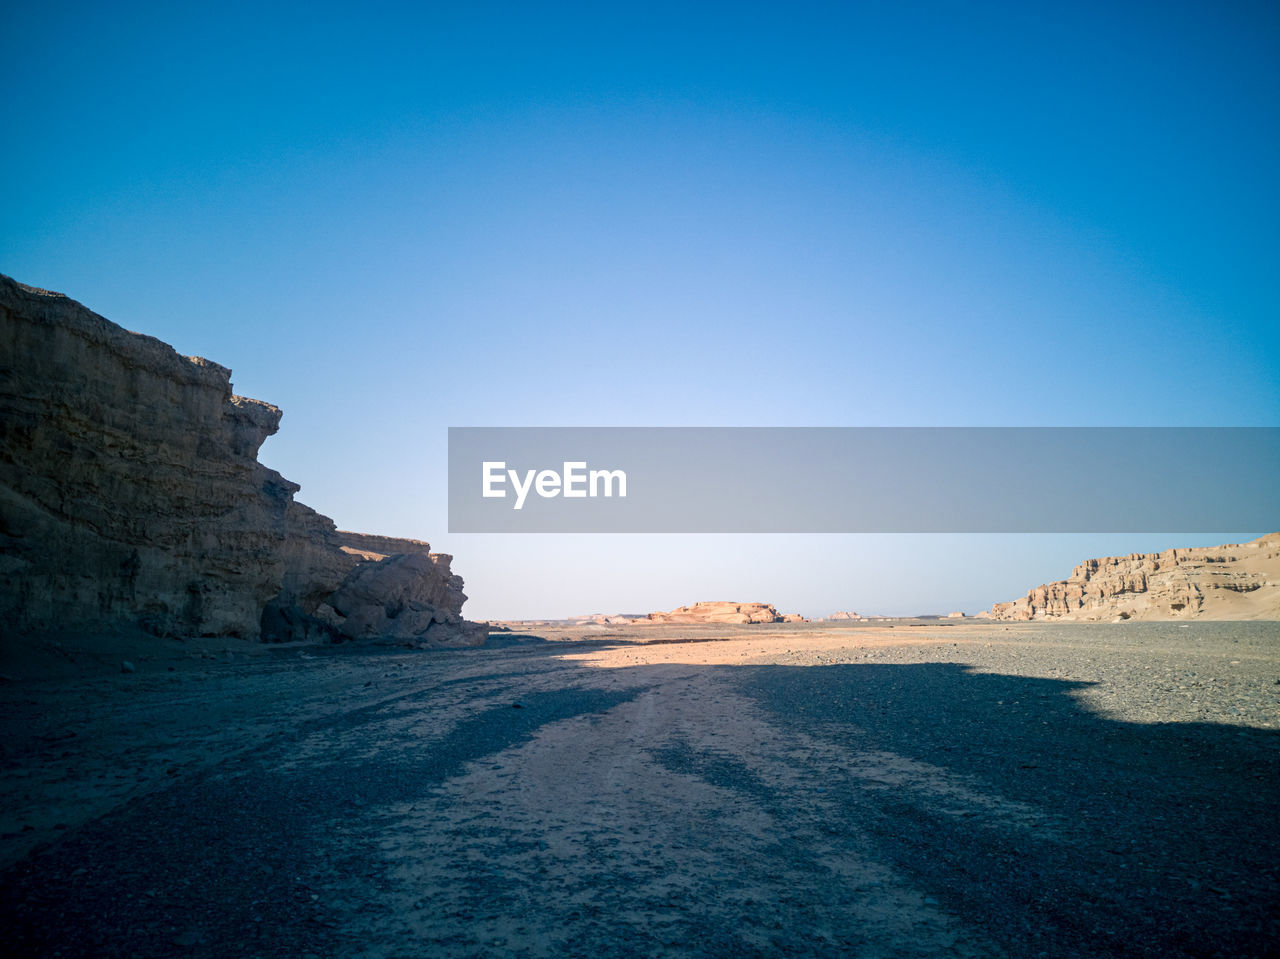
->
[
  {"left": 990, "top": 535, "right": 1280, "bottom": 621},
  {"left": 0, "top": 275, "right": 485, "bottom": 647}
]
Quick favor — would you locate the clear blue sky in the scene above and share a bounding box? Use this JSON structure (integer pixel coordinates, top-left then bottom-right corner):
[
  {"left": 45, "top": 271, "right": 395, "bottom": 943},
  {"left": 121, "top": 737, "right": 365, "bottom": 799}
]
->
[{"left": 3, "top": 1, "right": 1277, "bottom": 618}]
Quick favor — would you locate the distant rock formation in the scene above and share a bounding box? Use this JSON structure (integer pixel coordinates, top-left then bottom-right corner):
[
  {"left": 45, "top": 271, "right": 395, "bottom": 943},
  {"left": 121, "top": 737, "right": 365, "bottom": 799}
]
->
[
  {"left": 566, "top": 613, "right": 645, "bottom": 626},
  {"left": 645, "top": 602, "right": 785, "bottom": 624},
  {"left": 826, "top": 611, "right": 861, "bottom": 621},
  {"left": 990, "top": 535, "right": 1280, "bottom": 622},
  {"left": 0, "top": 275, "right": 486, "bottom": 647}
]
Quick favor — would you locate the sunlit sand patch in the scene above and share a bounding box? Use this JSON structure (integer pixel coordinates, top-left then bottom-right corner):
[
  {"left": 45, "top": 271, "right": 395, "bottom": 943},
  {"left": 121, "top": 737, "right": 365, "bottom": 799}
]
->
[{"left": 553, "top": 626, "right": 951, "bottom": 669}]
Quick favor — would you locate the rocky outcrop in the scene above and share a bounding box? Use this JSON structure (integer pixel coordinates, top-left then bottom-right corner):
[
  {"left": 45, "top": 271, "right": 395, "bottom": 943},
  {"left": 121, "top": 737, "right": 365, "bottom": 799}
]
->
[
  {"left": 990, "top": 535, "right": 1280, "bottom": 622},
  {"left": 826, "top": 611, "right": 861, "bottom": 621},
  {"left": 324, "top": 550, "right": 486, "bottom": 647},
  {"left": 645, "top": 602, "right": 785, "bottom": 624},
  {"left": 0, "top": 275, "right": 485, "bottom": 647},
  {"left": 259, "top": 524, "right": 476, "bottom": 645}
]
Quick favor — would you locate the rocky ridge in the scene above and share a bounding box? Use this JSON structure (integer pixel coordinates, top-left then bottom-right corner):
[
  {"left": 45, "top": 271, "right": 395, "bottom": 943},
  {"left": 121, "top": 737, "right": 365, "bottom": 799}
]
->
[
  {"left": 0, "top": 275, "right": 485, "bottom": 647},
  {"left": 990, "top": 534, "right": 1280, "bottom": 621}
]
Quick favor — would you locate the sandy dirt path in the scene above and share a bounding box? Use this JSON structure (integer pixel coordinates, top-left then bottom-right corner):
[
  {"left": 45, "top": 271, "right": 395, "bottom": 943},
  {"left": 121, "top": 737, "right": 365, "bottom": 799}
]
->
[{"left": 1, "top": 621, "right": 1277, "bottom": 957}]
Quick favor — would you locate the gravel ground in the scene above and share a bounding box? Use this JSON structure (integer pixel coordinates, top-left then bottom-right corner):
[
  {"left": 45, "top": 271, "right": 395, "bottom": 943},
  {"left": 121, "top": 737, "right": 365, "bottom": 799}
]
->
[{"left": 0, "top": 620, "right": 1276, "bottom": 958}]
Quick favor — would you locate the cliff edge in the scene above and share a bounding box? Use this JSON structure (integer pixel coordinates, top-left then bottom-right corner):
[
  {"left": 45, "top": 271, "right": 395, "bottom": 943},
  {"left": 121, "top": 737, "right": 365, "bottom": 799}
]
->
[{"left": 0, "top": 275, "right": 485, "bottom": 647}]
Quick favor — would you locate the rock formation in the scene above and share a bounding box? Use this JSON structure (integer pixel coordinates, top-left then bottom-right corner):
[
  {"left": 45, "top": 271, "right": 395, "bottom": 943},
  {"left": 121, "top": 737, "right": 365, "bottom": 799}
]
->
[
  {"left": 645, "top": 602, "right": 785, "bottom": 624},
  {"left": 566, "top": 614, "right": 645, "bottom": 626},
  {"left": 0, "top": 275, "right": 486, "bottom": 647},
  {"left": 826, "top": 611, "right": 861, "bottom": 621},
  {"left": 990, "top": 535, "right": 1280, "bottom": 622}
]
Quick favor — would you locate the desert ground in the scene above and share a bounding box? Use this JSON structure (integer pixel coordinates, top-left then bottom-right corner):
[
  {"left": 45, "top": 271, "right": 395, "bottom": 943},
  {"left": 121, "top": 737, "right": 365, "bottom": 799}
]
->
[{"left": 1, "top": 620, "right": 1277, "bottom": 958}]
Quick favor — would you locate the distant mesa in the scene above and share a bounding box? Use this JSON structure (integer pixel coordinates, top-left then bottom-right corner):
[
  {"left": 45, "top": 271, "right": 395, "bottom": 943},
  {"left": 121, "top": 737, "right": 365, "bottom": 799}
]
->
[
  {"left": 510, "top": 603, "right": 800, "bottom": 627},
  {"left": 826, "top": 610, "right": 863, "bottom": 621},
  {"left": 644, "top": 601, "right": 793, "bottom": 624},
  {"left": 567, "top": 613, "right": 647, "bottom": 626},
  {"left": 990, "top": 535, "right": 1280, "bottom": 622},
  {"left": 495, "top": 605, "right": 811, "bottom": 628},
  {"left": 0, "top": 274, "right": 487, "bottom": 648}
]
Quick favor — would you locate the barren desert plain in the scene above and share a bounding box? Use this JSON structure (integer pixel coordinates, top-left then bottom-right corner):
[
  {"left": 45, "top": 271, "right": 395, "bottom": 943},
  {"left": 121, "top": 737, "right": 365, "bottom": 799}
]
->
[{"left": 1, "top": 618, "right": 1276, "bottom": 958}]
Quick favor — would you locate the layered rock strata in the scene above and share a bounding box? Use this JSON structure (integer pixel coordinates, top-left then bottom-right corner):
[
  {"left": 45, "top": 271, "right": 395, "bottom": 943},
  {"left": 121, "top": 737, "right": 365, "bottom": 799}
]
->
[
  {"left": 0, "top": 275, "right": 485, "bottom": 647},
  {"left": 990, "top": 535, "right": 1280, "bottom": 621}
]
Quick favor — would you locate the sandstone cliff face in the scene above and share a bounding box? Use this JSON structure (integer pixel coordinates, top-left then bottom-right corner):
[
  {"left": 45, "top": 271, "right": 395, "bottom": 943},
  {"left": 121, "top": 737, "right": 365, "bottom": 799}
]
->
[
  {"left": 990, "top": 535, "right": 1280, "bottom": 622},
  {"left": 0, "top": 275, "right": 485, "bottom": 647},
  {"left": 645, "top": 602, "right": 785, "bottom": 624}
]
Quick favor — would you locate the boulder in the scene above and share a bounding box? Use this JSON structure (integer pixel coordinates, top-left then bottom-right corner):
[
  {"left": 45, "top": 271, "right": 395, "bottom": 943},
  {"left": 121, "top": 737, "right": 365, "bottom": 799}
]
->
[{"left": 327, "top": 551, "right": 481, "bottom": 646}]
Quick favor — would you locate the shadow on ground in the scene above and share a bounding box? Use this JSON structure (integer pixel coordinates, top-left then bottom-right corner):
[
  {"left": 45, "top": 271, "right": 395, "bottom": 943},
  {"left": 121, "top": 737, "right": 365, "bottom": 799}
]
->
[
  {"left": 729, "top": 662, "right": 1279, "bottom": 959},
  {"left": 0, "top": 650, "right": 1276, "bottom": 958}
]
